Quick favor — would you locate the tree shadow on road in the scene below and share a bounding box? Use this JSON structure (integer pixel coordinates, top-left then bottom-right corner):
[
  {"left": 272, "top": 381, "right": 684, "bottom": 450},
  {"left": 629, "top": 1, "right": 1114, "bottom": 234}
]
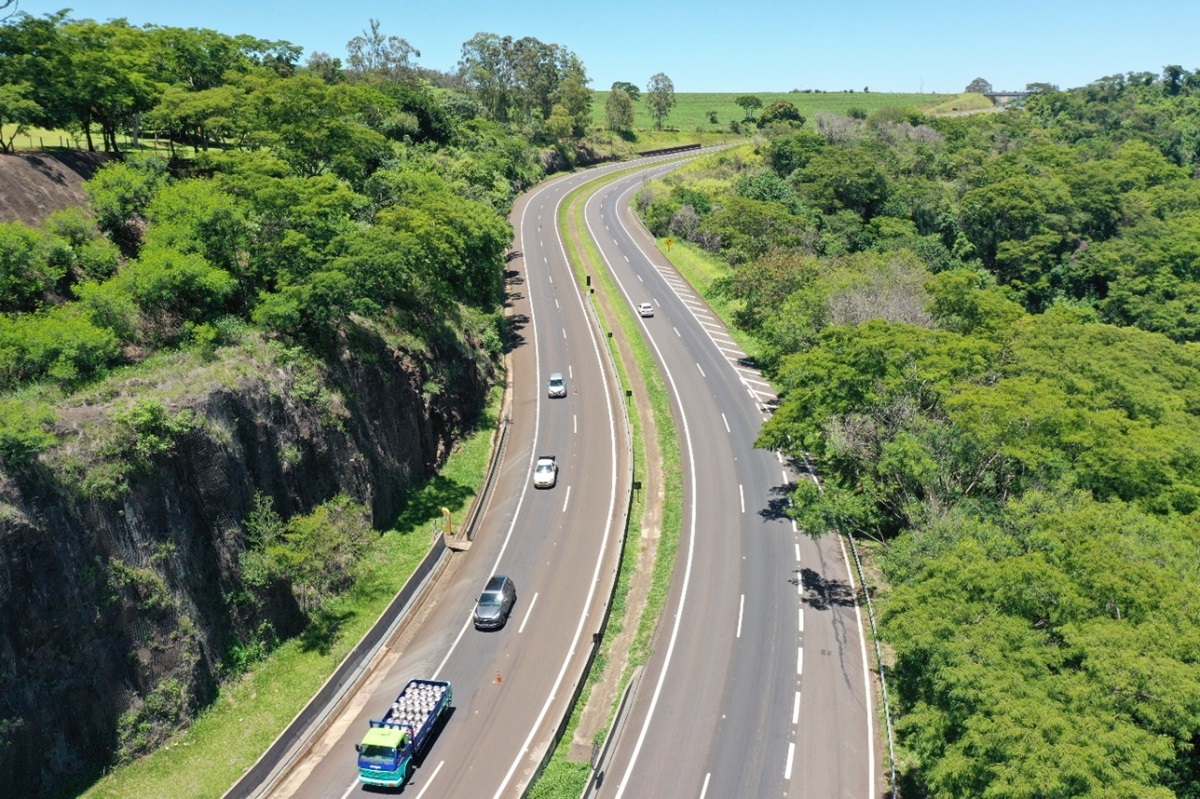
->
[{"left": 791, "top": 567, "right": 860, "bottom": 611}]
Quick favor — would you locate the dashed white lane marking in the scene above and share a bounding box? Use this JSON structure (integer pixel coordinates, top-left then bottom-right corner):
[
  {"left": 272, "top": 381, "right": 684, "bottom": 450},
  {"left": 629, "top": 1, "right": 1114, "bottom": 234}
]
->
[
  {"left": 797, "top": 646, "right": 803, "bottom": 674},
  {"left": 737, "top": 594, "right": 744, "bottom": 638},
  {"left": 562, "top": 485, "right": 571, "bottom": 513},
  {"left": 674, "top": 326, "right": 681, "bottom": 337},
  {"left": 637, "top": 274, "right": 643, "bottom": 282},
  {"left": 795, "top": 543, "right": 801, "bottom": 561},
  {"left": 699, "top": 772, "right": 711, "bottom": 799},
  {"left": 722, "top": 413, "right": 730, "bottom": 433},
  {"left": 555, "top": 298, "right": 559, "bottom": 309},
  {"left": 782, "top": 470, "right": 789, "bottom": 484},
  {"left": 518, "top": 593, "right": 539, "bottom": 633},
  {"left": 799, "top": 606, "right": 804, "bottom": 632},
  {"left": 793, "top": 691, "right": 801, "bottom": 724},
  {"left": 412, "top": 760, "right": 445, "bottom": 799},
  {"left": 784, "top": 742, "right": 795, "bottom": 780},
  {"left": 696, "top": 362, "right": 706, "bottom": 378},
  {"left": 739, "top": 484, "right": 745, "bottom": 514},
  {"left": 574, "top": 414, "right": 577, "bottom": 434}
]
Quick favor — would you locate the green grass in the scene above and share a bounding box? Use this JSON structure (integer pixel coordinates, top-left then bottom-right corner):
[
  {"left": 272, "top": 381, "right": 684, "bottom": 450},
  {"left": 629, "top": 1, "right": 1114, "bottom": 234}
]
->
[
  {"left": 82, "top": 382, "right": 504, "bottom": 799},
  {"left": 590, "top": 91, "right": 949, "bottom": 135}
]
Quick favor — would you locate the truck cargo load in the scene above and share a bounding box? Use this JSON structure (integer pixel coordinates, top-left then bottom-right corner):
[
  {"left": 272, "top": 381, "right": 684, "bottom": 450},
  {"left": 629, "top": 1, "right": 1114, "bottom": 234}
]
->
[{"left": 356, "top": 678, "right": 452, "bottom": 788}]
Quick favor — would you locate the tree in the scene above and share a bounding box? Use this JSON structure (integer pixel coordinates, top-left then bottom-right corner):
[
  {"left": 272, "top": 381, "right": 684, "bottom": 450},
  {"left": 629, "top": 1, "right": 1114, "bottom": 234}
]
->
[
  {"left": 345, "top": 19, "right": 420, "bottom": 83},
  {"left": 645, "top": 72, "right": 675, "bottom": 130},
  {"left": 553, "top": 74, "right": 592, "bottom": 138},
  {"left": 611, "top": 80, "right": 640, "bottom": 101},
  {"left": 965, "top": 77, "right": 992, "bottom": 94},
  {"left": 757, "top": 100, "right": 805, "bottom": 129},
  {"left": 735, "top": 95, "right": 762, "bottom": 120},
  {"left": 706, "top": 110, "right": 718, "bottom": 124},
  {"left": 0, "top": 83, "right": 40, "bottom": 152},
  {"left": 305, "top": 51, "right": 344, "bottom": 84},
  {"left": 605, "top": 88, "right": 634, "bottom": 132}
]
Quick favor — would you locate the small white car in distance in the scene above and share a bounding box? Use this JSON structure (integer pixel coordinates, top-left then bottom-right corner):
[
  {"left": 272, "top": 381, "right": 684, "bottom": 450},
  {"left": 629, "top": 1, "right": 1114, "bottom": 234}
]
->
[
  {"left": 533, "top": 455, "right": 558, "bottom": 488},
  {"left": 637, "top": 302, "right": 655, "bottom": 318}
]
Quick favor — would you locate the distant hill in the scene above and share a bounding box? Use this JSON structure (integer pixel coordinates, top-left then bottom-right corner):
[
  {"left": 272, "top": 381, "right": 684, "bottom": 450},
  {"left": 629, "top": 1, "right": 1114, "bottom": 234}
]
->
[{"left": 590, "top": 91, "right": 948, "bottom": 131}]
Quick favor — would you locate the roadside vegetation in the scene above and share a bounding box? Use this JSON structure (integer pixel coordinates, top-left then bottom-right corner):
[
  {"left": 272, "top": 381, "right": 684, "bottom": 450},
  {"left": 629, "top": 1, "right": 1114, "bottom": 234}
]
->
[
  {"left": 83, "top": 384, "right": 501, "bottom": 798},
  {"left": 633, "top": 69, "right": 1200, "bottom": 797}
]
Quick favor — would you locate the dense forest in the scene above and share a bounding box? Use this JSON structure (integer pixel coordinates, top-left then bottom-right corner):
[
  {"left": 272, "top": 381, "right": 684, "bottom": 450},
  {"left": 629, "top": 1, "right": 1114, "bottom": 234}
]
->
[
  {"left": 0, "top": 11, "right": 596, "bottom": 796},
  {"left": 638, "top": 70, "right": 1200, "bottom": 797}
]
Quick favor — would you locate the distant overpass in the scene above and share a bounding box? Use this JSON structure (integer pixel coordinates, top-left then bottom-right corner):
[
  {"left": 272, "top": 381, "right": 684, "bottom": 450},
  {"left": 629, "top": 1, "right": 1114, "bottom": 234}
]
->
[{"left": 983, "top": 91, "right": 1030, "bottom": 107}]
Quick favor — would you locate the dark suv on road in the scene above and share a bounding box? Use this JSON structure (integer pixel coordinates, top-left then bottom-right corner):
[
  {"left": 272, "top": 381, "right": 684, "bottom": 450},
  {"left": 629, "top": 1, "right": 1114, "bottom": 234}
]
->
[{"left": 473, "top": 575, "right": 517, "bottom": 630}]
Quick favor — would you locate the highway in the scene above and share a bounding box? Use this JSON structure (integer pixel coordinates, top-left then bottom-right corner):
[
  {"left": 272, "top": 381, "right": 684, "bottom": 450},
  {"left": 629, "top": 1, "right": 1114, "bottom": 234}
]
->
[
  {"left": 259, "top": 149, "right": 877, "bottom": 798},
  {"left": 263, "top": 158, "right": 645, "bottom": 799},
  {"left": 581, "top": 167, "right": 879, "bottom": 798}
]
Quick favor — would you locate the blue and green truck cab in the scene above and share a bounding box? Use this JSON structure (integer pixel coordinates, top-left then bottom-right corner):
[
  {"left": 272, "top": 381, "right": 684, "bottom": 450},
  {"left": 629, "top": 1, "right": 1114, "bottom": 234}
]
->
[{"left": 356, "top": 678, "right": 452, "bottom": 788}]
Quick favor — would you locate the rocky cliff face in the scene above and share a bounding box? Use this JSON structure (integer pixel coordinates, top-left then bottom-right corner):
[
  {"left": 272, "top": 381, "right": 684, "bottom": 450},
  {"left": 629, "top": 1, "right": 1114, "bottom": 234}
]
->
[{"left": 0, "top": 326, "right": 491, "bottom": 797}]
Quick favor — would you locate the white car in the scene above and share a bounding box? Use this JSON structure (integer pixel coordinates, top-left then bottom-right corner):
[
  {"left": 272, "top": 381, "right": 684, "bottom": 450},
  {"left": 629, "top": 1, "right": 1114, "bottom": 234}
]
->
[
  {"left": 637, "top": 302, "right": 655, "bottom": 317},
  {"left": 547, "top": 372, "right": 566, "bottom": 398},
  {"left": 533, "top": 456, "right": 558, "bottom": 488}
]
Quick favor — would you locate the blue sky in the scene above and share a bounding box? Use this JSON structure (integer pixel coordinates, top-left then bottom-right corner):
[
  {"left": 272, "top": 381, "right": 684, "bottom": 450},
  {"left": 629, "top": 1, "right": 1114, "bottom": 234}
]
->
[{"left": 23, "top": 0, "right": 1200, "bottom": 94}]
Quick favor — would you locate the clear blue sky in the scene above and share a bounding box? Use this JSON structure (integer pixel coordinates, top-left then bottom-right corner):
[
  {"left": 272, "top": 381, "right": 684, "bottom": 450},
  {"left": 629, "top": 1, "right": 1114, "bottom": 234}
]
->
[{"left": 23, "top": 0, "right": 1200, "bottom": 93}]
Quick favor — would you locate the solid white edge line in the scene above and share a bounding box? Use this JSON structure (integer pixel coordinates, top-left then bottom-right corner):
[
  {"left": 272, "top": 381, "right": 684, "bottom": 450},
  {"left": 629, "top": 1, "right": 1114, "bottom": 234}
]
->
[
  {"left": 492, "top": 155, "right": 625, "bottom": 799},
  {"left": 592, "top": 178, "right": 703, "bottom": 799},
  {"left": 835, "top": 526, "right": 878, "bottom": 799},
  {"left": 518, "top": 593, "right": 539, "bottom": 634}
]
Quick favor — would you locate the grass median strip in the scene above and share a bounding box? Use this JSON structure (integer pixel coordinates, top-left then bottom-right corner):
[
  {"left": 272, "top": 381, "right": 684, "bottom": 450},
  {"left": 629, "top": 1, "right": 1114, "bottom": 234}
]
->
[{"left": 83, "top": 382, "right": 504, "bottom": 799}]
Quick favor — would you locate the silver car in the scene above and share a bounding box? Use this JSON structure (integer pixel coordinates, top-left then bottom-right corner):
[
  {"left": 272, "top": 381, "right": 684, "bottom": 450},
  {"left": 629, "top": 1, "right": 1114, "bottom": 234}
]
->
[
  {"left": 533, "top": 456, "right": 558, "bottom": 488},
  {"left": 473, "top": 575, "right": 516, "bottom": 630},
  {"left": 638, "top": 302, "right": 655, "bottom": 317},
  {"left": 547, "top": 372, "right": 566, "bottom": 398}
]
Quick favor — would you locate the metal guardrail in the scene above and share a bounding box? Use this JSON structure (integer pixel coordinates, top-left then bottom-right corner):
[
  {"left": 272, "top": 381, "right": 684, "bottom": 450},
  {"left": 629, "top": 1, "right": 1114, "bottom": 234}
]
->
[
  {"left": 634, "top": 143, "right": 702, "bottom": 157},
  {"left": 227, "top": 350, "right": 518, "bottom": 797},
  {"left": 521, "top": 162, "right": 638, "bottom": 797},
  {"left": 580, "top": 665, "right": 643, "bottom": 798},
  {"left": 800, "top": 455, "right": 898, "bottom": 798},
  {"left": 223, "top": 533, "right": 449, "bottom": 799}
]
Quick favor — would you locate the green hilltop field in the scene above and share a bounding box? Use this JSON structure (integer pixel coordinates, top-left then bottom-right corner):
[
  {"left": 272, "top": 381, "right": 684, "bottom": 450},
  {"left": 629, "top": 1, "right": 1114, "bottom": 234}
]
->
[{"left": 589, "top": 90, "right": 949, "bottom": 131}]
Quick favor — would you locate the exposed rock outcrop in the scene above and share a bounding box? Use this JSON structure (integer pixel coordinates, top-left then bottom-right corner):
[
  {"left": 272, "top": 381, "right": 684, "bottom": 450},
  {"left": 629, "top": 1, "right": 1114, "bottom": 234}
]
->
[{"left": 0, "top": 325, "right": 492, "bottom": 797}]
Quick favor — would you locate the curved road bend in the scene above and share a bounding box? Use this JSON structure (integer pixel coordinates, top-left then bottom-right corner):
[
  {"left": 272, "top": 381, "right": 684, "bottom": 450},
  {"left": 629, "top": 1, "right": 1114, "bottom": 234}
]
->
[
  {"left": 262, "top": 154, "right": 698, "bottom": 799},
  {"left": 584, "top": 167, "right": 879, "bottom": 799}
]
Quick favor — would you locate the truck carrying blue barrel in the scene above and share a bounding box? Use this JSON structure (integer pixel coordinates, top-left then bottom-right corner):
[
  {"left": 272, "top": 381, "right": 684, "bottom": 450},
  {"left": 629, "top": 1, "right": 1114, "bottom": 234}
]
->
[{"left": 356, "top": 678, "right": 452, "bottom": 788}]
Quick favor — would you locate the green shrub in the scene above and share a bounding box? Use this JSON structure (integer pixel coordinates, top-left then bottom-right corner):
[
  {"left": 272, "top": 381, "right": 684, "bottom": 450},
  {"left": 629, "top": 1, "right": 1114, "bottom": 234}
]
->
[
  {"left": 0, "top": 400, "right": 57, "bottom": 467},
  {"left": 0, "top": 305, "right": 121, "bottom": 388}
]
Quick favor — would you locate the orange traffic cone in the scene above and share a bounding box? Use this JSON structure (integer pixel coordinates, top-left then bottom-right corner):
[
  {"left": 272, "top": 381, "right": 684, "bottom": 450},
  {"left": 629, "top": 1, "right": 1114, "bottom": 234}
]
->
[{"left": 495, "top": 671, "right": 502, "bottom": 684}]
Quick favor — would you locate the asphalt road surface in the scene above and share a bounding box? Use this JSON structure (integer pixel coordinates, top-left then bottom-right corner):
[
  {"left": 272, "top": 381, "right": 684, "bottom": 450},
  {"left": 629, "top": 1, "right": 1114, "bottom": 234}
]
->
[
  {"left": 257, "top": 149, "right": 877, "bottom": 799},
  {"left": 582, "top": 167, "right": 880, "bottom": 799},
  {"left": 262, "top": 157, "right": 677, "bottom": 799}
]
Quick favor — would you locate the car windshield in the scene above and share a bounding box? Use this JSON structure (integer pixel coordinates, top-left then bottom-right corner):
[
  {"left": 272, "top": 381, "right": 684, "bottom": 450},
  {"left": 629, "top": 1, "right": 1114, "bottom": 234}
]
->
[
  {"left": 550, "top": 377, "right": 563, "bottom": 387},
  {"left": 536, "top": 463, "right": 553, "bottom": 472},
  {"left": 359, "top": 744, "right": 397, "bottom": 764},
  {"left": 478, "top": 591, "right": 502, "bottom": 607}
]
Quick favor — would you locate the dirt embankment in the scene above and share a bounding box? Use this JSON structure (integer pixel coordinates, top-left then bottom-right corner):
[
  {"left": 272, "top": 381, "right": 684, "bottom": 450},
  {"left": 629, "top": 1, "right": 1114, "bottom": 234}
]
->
[{"left": 0, "top": 151, "right": 110, "bottom": 226}]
